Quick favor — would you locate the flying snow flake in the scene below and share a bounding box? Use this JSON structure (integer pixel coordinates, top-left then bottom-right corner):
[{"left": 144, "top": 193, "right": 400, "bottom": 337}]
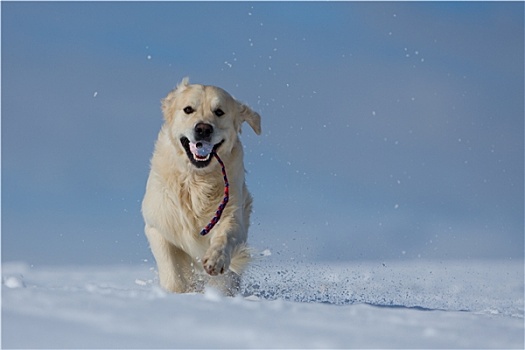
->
[
  {"left": 260, "top": 249, "right": 272, "bottom": 257},
  {"left": 147, "top": 55, "right": 152, "bottom": 60},
  {"left": 93, "top": 92, "right": 98, "bottom": 98},
  {"left": 204, "top": 287, "right": 222, "bottom": 302},
  {"left": 4, "top": 276, "right": 25, "bottom": 289}
]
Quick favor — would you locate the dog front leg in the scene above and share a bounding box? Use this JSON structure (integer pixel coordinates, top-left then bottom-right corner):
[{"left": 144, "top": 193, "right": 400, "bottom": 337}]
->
[
  {"left": 202, "top": 230, "right": 234, "bottom": 276},
  {"left": 202, "top": 209, "right": 247, "bottom": 276},
  {"left": 145, "top": 225, "right": 194, "bottom": 293}
]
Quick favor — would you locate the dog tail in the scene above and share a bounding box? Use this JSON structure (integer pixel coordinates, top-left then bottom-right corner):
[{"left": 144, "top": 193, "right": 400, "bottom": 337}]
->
[{"left": 229, "top": 243, "right": 253, "bottom": 275}]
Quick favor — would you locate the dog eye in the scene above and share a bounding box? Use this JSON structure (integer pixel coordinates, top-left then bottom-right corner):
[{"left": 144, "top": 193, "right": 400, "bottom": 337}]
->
[
  {"left": 183, "top": 106, "right": 194, "bottom": 114},
  {"left": 214, "top": 109, "right": 225, "bottom": 117}
]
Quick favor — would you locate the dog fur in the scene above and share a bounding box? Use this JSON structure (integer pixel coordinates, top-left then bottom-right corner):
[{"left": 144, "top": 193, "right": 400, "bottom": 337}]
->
[{"left": 142, "top": 78, "right": 261, "bottom": 295}]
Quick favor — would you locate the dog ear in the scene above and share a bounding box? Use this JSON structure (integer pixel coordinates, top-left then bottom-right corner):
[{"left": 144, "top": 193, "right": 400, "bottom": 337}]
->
[
  {"left": 176, "top": 77, "right": 190, "bottom": 91},
  {"left": 238, "top": 103, "right": 262, "bottom": 135},
  {"left": 161, "top": 77, "right": 190, "bottom": 121}
]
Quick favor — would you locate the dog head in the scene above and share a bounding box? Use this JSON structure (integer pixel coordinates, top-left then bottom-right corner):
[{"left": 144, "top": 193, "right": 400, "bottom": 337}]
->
[{"left": 161, "top": 78, "right": 261, "bottom": 169}]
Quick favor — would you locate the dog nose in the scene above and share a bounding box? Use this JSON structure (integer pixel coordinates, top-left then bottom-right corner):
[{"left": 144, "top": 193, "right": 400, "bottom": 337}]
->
[{"left": 194, "top": 123, "right": 214, "bottom": 142}]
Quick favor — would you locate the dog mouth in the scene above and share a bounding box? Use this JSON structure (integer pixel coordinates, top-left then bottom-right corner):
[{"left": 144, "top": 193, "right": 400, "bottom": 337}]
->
[{"left": 180, "top": 137, "right": 224, "bottom": 168}]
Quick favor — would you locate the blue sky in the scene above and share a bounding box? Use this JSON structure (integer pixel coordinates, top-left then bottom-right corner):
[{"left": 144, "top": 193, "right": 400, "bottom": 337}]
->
[{"left": 2, "top": 2, "right": 523, "bottom": 265}]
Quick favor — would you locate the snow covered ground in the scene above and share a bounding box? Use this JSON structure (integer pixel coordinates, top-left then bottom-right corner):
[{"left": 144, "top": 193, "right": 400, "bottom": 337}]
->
[{"left": 2, "top": 259, "right": 523, "bottom": 349}]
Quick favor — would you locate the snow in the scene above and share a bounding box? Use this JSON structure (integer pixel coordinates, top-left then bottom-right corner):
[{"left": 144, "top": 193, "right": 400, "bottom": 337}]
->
[{"left": 2, "top": 259, "right": 523, "bottom": 349}]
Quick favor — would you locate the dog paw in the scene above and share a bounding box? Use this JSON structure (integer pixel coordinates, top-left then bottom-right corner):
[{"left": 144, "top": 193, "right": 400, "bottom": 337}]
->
[{"left": 202, "top": 249, "right": 230, "bottom": 276}]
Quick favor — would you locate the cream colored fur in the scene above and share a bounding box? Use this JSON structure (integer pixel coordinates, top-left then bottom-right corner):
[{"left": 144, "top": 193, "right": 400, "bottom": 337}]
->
[{"left": 142, "top": 78, "right": 261, "bottom": 295}]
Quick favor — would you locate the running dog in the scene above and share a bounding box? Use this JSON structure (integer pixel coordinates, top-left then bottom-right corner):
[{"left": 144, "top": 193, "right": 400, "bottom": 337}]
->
[{"left": 142, "top": 78, "right": 261, "bottom": 295}]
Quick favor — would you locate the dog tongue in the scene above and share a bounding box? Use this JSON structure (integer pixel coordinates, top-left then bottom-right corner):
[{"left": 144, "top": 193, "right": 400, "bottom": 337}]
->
[{"left": 189, "top": 141, "right": 214, "bottom": 158}]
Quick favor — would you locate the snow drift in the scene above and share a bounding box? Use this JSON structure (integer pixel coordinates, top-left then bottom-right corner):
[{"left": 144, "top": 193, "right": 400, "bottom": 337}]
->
[{"left": 2, "top": 259, "right": 523, "bottom": 349}]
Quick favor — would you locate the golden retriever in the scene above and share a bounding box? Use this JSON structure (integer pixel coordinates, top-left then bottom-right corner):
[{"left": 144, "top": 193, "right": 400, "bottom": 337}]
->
[{"left": 142, "top": 78, "right": 261, "bottom": 295}]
